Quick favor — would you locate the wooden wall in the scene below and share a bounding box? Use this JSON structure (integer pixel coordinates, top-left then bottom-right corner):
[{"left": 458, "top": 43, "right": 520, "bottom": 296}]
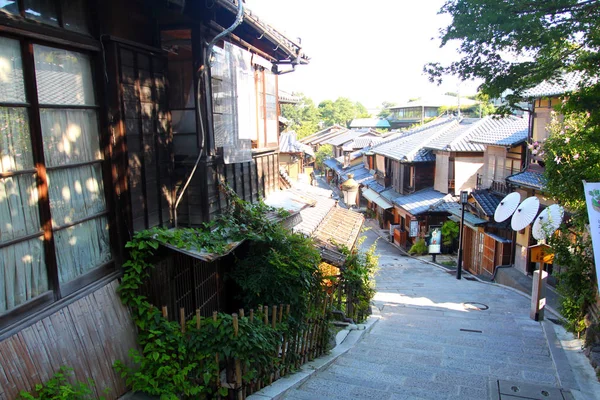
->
[{"left": 0, "top": 281, "right": 137, "bottom": 400}]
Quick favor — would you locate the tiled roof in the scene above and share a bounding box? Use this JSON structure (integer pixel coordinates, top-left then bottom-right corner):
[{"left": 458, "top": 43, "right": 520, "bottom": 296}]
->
[
  {"left": 468, "top": 116, "right": 529, "bottom": 146},
  {"left": 472, "top": 190, "right": 503, "bottom": 217},
  {"left": 425, "top": 118, "right": 486, "bottom": 152},
  {"left": 300, "top": 125, "right": 346, "bottom": 145},
  {"left": 507, "top": 170, "right": 547, "bottom": 190},
  {"left": 325, "top": 129, "right": 378, "bottom": 147},
  {"left": 448, "top": 208, "right": 488, "bottom": 227},
  {"left": 372, "top": 117, "right": 459, "bottom": 162},
  {"left": 323, "top": 158, "right": 344, "bottom": 175},
  {"left": 349, "top": 118, "right": 391, "bottom": 129},
  {"left": 364, "top": 179, "right": 386, "bottom": 194},
  {"left": 341, "top": 165, "right": 372, "bottom": 183},
  {"left": 381, "top": 188, "right": 401, "bottom": 203},
  {"left": 312, "top": 207, "right": 364, "bottom": 251},
  {"left": 351, "top": 137, "right": 384, "bottom": 149},
  {"left": 522, "top": 71, "right": 588, "bottom": 98},
  {"left": 392, "top": 188, "right": 447, "bottom": 216},
  {"left": 279, "top": 131, "right": 314, "bottom": 156}
]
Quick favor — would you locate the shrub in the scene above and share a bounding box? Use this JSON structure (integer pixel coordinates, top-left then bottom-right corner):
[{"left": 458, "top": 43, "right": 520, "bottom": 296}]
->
[
  {"left": 441, "top": 220, "right": 459, "bottom": 246},
  {"left": 408, "top": 238, "right": 428, "bottom": 255},
  {"left": 19, "top": 367, "right": 104, "bottom": 400}
]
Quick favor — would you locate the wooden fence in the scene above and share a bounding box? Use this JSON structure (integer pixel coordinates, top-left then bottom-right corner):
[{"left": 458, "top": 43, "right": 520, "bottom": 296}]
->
[{"left": 161, "top": 297, "right": 333, "bottom": 399}]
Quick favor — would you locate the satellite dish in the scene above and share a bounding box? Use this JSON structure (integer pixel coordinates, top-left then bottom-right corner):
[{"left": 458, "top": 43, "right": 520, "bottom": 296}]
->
[
  {"left": 532, "top": 204, "right": 564, "bottom": 240},
  {"left": 511, "top": 196, "right": 540, "bottom": 231},
  {"left": 494, "top": 192, "right": 521, "bottom": 223}
]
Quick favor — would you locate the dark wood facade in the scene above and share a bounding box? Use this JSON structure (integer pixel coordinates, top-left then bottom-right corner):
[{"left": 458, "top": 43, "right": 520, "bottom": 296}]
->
[{"left": 0, "top": 0, "right": 304, "bottom": 398}]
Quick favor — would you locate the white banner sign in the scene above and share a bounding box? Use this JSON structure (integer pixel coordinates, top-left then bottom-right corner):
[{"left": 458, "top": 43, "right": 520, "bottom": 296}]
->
[{"left": 583, "top": 182, "right": 600, "bottom": 295}]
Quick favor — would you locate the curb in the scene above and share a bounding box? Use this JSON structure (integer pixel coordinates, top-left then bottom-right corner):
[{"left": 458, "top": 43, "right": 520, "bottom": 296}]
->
[{"left": 247, "top": 306, "right": 382, "bottom": 400}]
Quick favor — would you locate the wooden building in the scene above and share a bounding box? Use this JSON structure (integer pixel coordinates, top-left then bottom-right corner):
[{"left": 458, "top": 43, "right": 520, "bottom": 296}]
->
[{"left": 0, "top": 0, "right": 307, "bottom": 398}]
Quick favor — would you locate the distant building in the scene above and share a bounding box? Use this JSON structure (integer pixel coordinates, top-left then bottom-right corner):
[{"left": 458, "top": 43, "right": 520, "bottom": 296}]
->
[
  {"left": 387, "top": 95, "right": 479, "bottom": 129},
  {"left": 349, "top": 118, "right": 391, "bottom": 129}
]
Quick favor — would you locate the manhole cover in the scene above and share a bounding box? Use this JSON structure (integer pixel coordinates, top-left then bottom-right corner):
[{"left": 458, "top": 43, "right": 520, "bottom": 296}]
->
[
  {"left": 491, "top": 380, "right": 574, "bottom": 399},
  {"left": 462, "top": 302, "right": 489, "bottom": 311}
]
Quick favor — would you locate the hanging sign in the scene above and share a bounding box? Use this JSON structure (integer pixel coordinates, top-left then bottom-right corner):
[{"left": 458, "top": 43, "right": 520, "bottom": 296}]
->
[
  {"left": 409, "top": 220, "right": 419, "bottom": 237},
  {"left": 529, "top": 244, "right": 554, "bottom": 264},
  {"left": 584, "top": 182, "right": 600, "bottom": 295}
]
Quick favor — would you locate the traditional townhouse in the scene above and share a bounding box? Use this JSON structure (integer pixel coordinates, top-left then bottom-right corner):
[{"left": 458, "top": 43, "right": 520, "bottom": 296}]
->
[{"left": 0, "top": 0, "right": 307, "bottom": 398}]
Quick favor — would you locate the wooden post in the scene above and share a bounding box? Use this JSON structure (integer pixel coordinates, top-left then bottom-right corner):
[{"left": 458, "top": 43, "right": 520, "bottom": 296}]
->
[
  {"left": 239, "top": 308, "right": 245, "bottom": 318},
  {"left": 271, "top": 305, "right": 277, "bottom": 329},
  {"left": 232, "top": 314, "right": 243, "bottom": 400},
  {"left": 249, "top": 309, "right": 254, "bottom": 322},
  {"left": 180, "top": 308, "right": 186, "bottom": 333},
  {"left": 162, "top": 306, "right": 168, "bottom": 319},
  {"left": 213, "top": 311, "right": 220, "bottom": 396},
  {"left": 196, "top": 309, "right": 201, "bottom": 329},
  {"left": 263, "top": 306, "right": 269, "bottom": 325},
  {"left": 278, "top": 304, "right": 283, "bottom": 323}
]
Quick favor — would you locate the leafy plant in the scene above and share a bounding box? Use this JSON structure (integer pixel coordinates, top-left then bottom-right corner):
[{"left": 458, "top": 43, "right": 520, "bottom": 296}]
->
[
  {"left": 441, "top": 220, "right": 459, "bottom": 247},
  {"left": 408, "top": 238, "right": 428, "bottom": 255},
  {"left": 339, "top": 238, "right": 379, "bottom": 323},
  {"left": 18, "top": 367, "right": 104, "bottom": 400}
]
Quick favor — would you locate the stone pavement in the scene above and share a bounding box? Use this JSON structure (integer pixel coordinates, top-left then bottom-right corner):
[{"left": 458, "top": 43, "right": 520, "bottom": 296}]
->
[{"left": 283, "top": 229, "right": 600, "bottom": 400}]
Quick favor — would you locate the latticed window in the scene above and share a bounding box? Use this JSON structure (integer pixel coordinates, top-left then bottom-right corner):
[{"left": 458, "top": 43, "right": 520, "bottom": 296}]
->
[{"left": 0, "top": 36, "right": 113, "bottom": 321}]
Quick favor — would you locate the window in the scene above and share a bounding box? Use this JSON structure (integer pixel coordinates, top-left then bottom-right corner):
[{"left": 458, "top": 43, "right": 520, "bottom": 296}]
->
[
  {"left": 0, "top": 37, "right": 112, "bottom": 321},
  {"left": 0, "top": 0, "right": 89, "bottom": 34},
  {"left": 211, "top": 42, "right": 279, "bottom": 155}
]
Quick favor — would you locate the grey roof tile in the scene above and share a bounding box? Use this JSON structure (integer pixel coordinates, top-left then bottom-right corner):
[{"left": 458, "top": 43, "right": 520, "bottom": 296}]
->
[
  {"left": 522, "top": 71, "right": 590, "bottom": 98},
  {"left": 507, "top": 169, "right": 547, "bottom": 190},
  {"left": 472, "top": 190, "right": 503, "bottom": 217},
  {"left": 468, "top": 116, "right": 529, "bottom": 146},
  {"left": 392, "top": 188, "right": 447, "bottom": 216}
]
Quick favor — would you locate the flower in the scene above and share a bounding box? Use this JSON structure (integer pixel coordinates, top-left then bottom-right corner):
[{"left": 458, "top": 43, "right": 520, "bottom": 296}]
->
[
  {"left": 564, "top": 137, "right": 570, "bottom": 143},
  {"left": 573, "top": 153, "right": 580, "bottom": 160},
  {"left": 532, "top": 149, "right": 538, "bottom": 155},
  {"left": 554, "top": 156, "right": 562, "bottom": 164}
]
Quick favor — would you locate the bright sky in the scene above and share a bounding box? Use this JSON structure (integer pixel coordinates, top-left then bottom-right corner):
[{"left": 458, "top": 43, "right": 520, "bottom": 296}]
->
[{"left": 245, "top": 0, "right": 481, "bottom": 110}]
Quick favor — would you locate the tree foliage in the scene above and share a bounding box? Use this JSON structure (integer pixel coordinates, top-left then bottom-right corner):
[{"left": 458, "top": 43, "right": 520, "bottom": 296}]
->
[
  {"left": 426, "top": 0, "right": 600, "bottom": 109},
  {"left": 280, "top": 93, "right": 320, "bottom": 140},
  {"left": 377, "top": 101, "right": 397, "bottom": 119},
  {"left": 314, "top": 144, "right": 333, "bottom": 171}
]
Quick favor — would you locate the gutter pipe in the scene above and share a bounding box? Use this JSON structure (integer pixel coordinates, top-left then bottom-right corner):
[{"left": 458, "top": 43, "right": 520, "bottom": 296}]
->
[{"left": 174, "top": 0, "right": 244, "bottom": 227}]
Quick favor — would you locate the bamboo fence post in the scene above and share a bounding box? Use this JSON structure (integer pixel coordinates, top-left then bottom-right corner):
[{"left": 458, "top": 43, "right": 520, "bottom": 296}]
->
[
  {"left": 196, "top": 309, "right": 201, "bottom": 329},
  {"left": 271, "top": 305, "right": 277, "bottom": 329},
  {"left": 180, "top": 308, "right": 186, "bottom": 333},
  {"left": 278, "top": 304, "right": 283, "bottom": 323},
  {"left": 232, "top": 314, "right": 243, "bottom": 400},
  {"left": 162, "top": 306, "right": 168, "bottom": 319},
  {"left": 280, "top": 304, "right": 291, "bottom": 376},
  {"left": 249, "top": 309, "right": 254, "bottom": 322},
  {"left": 263, "top": 306, "right": 269, "bottom": 325},
  {"left": 213, "top": 311, "right": 220, "bottom": 396},
  {"left": 239, "top": 308, "right": 244, "bottom": 318}
]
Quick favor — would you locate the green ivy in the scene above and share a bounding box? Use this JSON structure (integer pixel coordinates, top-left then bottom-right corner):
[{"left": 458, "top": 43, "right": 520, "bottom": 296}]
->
[
  {"left": 18, "top": 367, "right": 105, "bottom": 400},
  {"left": 408, "top": 238, "right": 428, "bottom": 255},
  {"left": 441, "top": 220, "right": 459, "bottom": 247},
  {"left": 115, "top": 186, "right": 327, "bottom": 398}
]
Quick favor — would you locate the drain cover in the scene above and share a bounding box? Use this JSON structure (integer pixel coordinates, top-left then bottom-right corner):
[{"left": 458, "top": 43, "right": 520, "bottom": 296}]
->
[
  {"left": 462, "top": 302, "right": 489, "bottom": 311},
  {"left": 490, "top": 380, "right": 574, "bottom": 400}
]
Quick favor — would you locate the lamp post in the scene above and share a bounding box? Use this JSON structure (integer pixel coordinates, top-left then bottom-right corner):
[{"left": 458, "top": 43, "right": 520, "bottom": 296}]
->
[
  {"left": 341, "top": 173, "right": 359, "bottom": 209},
  {"left": 456, "top": 190, "right": 468, "bottom": 280}
]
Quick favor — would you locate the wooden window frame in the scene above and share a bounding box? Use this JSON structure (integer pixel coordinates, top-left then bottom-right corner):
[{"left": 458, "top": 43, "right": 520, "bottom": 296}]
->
[
  {"left": 0, "top": 33, "right": 117, "bottom": 338},
  {"left": 1, "top": 0, "right": 93, "bottom": 35}
]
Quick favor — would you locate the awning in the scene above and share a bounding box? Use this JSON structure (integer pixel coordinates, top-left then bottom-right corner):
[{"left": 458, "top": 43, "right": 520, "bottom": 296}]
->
[
  {"left": 449, "top": 214, "right": 487, "bottom": 229},
  {"left": 362, "top": 187, "right": 392, "bottom": 209},
  {"left": 361, "top": 188, "right": 380, "bottom": 202},
  {"left": 372, "top": 196, "right": 393, "bottom": 210}
]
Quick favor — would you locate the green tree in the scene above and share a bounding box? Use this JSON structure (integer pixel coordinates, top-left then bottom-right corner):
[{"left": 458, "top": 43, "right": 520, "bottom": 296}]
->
[
  {"left": 377, "top": 101, "right": 396, "bottom": 119},
  {"left": 280, "top": 93, "right": 320, "bottom": 139},
  {"left": 314, "top": 144, "right": 333, "bottom": 171},
  {"left": 355, "top": 101, "right": 371, "bottom": 118},
  {"left": 317, "top": 97, "right": 368, "bottom": 127}
]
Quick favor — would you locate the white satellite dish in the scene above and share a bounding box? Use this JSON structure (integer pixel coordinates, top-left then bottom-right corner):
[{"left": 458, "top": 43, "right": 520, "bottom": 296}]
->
[
  {"left": 494, "top": 192, "right": 521, "bottom": 223},
  {"left": 532, "top": 204, "right": 564, "bottom": 240},
  {"left": 511, "top": 196, "right": 540, "bottom": 231}
]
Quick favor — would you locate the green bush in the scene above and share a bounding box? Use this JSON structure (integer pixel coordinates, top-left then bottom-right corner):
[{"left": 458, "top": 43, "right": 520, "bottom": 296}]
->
[
  {"left": 340, "top": 238, "right": 379, "bottom": 322},
  {"left": 19, "top": 367, "right": 104, "bottom": 400},
  {"left": 441, "top": 220, "right": 459, "bottom": 246},
  {"left": 408, "top": 238, "right": 428, "bottom": 255}
]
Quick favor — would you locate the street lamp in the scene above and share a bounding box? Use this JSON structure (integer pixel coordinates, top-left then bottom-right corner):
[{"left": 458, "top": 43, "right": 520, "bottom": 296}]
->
[
  {"left": 456, "top": 190, "right": 469, "bottom": 280},
  {"left": 341, "top": 173, "right": 359, "bottom": 208}
]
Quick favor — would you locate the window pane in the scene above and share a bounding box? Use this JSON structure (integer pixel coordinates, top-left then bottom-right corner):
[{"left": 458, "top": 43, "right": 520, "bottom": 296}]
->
[
  {"left": 0, "top": 174, "right": 41, "bottom": 243},
  {"left": 0, "top": 0, "right": 19, "bottom": 16},
  {"left": 0, "top": 236, "right": 48, "bottom": 314},
  {"left": 0, "top": 108, "right": 33, "bottom": 172},
  {"left": 39, "top": 109, "right": 101, "bottom": 167},
  {"left": 34, "top": 46, "right": 95, "bottom": 106},
  {"left": 47, "top": 164, "right": 106, "bottom": 228},
  {"left": 172, "top": 110, "right": 196, "bottom": 134},
  {"left": 0, "top": 37, "right": 26, "bottom": 103},
  {"left": 61, "top": 0, "right": 89, "bottom": 34},
  {"left": 55, "top": 216, "right": 111, "bottom": 284},
  {"left": 24, "top": 0, "right": 59, "bottom": 26}
]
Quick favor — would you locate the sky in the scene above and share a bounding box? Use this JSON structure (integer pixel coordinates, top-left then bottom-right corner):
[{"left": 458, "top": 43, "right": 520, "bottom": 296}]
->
[{"left": 245, "top": 0, "right": 481, "bottom": 110}]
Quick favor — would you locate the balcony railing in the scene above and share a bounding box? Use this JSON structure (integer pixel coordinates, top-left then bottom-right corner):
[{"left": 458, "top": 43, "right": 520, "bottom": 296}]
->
[{"left": 491, "top": 179, "right": 509, "bottom": 195}]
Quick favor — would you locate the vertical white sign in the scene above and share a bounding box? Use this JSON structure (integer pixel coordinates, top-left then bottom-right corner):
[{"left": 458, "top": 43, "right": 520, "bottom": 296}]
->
[{"left": 583, "top": 182, "right": 600, "bottom": 295}]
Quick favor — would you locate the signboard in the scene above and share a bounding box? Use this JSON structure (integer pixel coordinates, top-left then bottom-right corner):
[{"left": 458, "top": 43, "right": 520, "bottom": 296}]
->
[
  {"left": 409, "top": 220, "right": 419, "bottom": 237},
  {"left": 529, "top": 244, "right": 554, "bottom": 264},
  {"left": 584, "top": 181, "right": 600, "bottom": 295},
  {"left": 428, "top": 228, "right": 441, "bottom": 254}
]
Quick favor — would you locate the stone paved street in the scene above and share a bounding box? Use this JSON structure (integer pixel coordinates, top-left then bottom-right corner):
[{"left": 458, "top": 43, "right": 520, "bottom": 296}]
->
[{"left": 283, "top": 229, "right": 600, "bottom": 400}]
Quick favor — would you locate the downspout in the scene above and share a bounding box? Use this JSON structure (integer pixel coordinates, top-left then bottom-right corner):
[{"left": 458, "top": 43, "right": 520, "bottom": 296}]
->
[{"left": 173, "top": 0, "right": 244, "bottom": 227}]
